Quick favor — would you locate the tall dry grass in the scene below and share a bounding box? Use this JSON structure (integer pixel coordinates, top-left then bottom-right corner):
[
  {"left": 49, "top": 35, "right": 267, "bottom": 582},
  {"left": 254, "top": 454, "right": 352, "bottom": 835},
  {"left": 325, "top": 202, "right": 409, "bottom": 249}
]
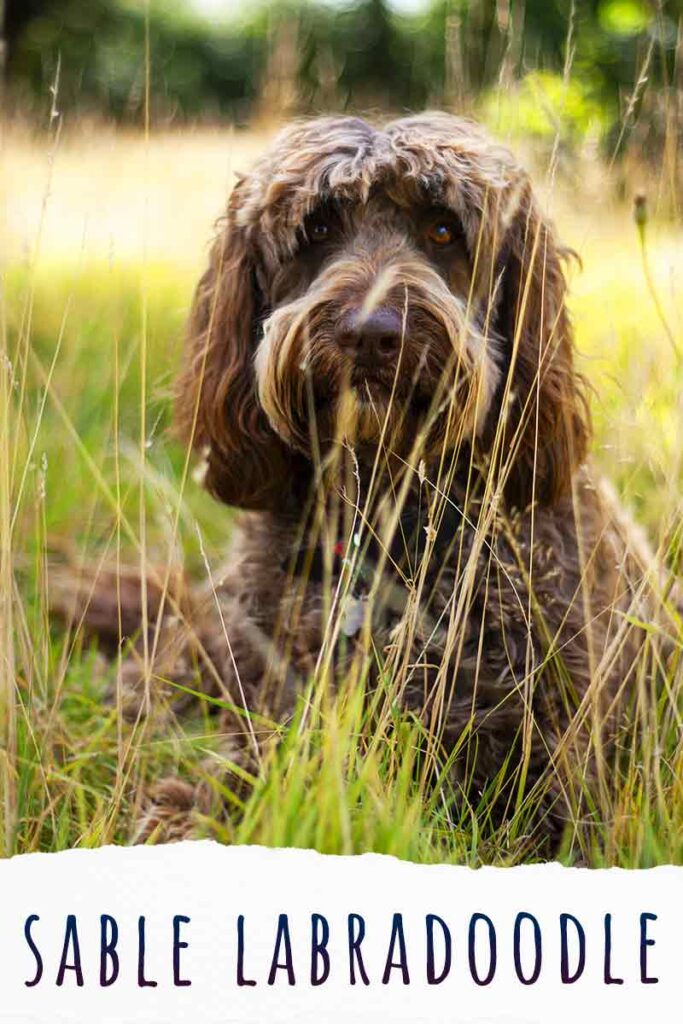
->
[{"left": 1, "top": 105, "right": 682, "bottom": 864}]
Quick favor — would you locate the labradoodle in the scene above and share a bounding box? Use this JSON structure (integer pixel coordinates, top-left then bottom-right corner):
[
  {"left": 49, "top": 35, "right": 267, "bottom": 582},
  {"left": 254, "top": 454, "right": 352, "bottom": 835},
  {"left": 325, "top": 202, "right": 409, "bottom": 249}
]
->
[{"left": 68, "top": 113, "right": 677, "bottom": 847}]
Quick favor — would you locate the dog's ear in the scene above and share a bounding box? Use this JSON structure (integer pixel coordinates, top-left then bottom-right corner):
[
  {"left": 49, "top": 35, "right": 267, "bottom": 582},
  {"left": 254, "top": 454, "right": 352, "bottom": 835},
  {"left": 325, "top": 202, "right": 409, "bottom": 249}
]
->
[
  {"left": 175, "top": 182, "right": 297, "bottom": 510},
  {"left": 491, "top": 181, "right": 590, "bottom": 508}
]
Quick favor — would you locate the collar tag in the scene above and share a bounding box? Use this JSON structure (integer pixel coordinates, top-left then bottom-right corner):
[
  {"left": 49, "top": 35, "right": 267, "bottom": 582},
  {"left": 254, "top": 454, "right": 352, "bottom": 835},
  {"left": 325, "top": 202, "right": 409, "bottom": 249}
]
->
[{"left": 341, "top": 594, "right": 367, "bottom": 637}]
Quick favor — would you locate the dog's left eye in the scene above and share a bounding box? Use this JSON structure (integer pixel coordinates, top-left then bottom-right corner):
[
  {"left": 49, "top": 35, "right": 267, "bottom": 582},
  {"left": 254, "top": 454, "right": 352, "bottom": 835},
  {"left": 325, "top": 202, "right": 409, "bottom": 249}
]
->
[
  {"left": 426, "top": 220, "right": 457, "bottom": 246},
  {"left": 307, "top": 218, "right": 330, "bottom": 243}
]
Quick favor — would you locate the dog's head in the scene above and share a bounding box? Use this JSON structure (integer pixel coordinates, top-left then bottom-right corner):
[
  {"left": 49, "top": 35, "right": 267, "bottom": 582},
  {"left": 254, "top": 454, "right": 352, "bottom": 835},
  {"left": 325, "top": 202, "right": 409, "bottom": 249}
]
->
[{"left": 176, "top": 112, "right": 589, "bottom": 510}]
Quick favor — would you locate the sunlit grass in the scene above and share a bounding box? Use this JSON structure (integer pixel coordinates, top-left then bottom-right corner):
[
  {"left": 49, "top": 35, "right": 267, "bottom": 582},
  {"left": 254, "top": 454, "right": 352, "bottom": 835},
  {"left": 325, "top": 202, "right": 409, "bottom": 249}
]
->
[{"left": 2, "top": 125, "right": 682, "bottom": 865}]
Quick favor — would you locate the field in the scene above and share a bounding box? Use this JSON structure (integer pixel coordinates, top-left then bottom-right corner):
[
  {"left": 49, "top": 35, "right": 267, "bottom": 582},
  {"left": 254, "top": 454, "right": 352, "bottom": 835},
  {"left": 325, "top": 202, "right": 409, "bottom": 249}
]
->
[{"left": 2, "top": 119, "right": 682, "bottom": 865}]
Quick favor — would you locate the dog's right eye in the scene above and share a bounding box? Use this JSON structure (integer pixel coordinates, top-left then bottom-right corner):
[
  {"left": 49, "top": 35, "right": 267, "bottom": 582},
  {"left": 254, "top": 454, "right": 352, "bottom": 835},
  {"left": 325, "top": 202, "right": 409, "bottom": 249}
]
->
[{"left": 306, "top": 218, "right": 330, "bottom": 243}]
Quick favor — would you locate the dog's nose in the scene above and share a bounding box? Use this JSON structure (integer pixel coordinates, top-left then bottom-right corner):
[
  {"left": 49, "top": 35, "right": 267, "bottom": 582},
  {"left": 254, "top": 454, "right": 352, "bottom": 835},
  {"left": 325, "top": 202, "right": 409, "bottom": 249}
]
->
[{"left": 336, "top": 307, "right": 403, "bottom": 366}]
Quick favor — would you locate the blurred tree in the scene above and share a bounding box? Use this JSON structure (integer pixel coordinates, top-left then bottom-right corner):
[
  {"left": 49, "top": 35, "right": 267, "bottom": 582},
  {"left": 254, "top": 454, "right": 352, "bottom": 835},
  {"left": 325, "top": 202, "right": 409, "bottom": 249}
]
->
[
  {"left": 4, "top": 0, "right": 264, "bottom": 121},
  {"left": 5, "top": 0, "right": 49, "bottom": 54},
  {"left": 335, "top": 0, "right": 409, "bottom": 105}
]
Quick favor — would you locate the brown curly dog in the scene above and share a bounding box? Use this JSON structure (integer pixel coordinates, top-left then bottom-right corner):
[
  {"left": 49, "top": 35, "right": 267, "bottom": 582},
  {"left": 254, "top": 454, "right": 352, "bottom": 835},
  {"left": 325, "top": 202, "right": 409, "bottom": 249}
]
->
[{"left": 67, "top": 113, "right": 677, "bottom": 849}]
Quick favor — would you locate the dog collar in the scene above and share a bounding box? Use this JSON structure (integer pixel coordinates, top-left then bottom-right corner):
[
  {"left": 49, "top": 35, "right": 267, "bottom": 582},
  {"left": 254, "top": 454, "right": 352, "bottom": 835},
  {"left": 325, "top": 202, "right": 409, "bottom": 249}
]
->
[{"left": 283, "top": 502, "right": 464, "bottom": 588}]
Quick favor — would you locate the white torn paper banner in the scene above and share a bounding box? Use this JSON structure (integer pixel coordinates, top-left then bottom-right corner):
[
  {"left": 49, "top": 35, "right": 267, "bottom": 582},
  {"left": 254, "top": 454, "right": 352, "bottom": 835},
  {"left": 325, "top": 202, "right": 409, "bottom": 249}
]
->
[{"left": 0, "top": 842, "right": 679, "bottom": 1023}]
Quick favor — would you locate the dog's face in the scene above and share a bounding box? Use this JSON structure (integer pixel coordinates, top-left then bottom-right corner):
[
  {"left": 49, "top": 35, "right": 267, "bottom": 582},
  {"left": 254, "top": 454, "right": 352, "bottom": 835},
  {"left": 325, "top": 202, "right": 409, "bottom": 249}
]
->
[
  {"left": 253, "top": 163, "right": 495, "bottom": 458},
  {"left": 177, "top": 113, "right": 589, "bottom": 511}
]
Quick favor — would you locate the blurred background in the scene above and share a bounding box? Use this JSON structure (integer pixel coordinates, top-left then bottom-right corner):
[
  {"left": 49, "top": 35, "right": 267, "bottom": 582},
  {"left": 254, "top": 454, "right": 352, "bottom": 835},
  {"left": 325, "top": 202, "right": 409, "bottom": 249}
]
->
[
  {"left": 3, "top": 0, "right": 682, "bottom": 152},
  {"left": 1, "top": 1, "right": 682, "bottom": 856},
  {"left": 2, "top": 0, "right": 681, "bottom": 268},
  {"left": 3, "top": 0, "right": 683, "bottom": 191},
  {"left": 1, "top": 0, "right": 681, "bottom": 251}
]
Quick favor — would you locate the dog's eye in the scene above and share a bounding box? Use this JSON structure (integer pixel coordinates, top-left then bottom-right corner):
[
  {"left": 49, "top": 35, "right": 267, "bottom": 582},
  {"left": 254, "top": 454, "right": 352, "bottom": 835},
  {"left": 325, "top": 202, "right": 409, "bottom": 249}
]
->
[
  {"left": 307, "top": 218, "right": 331, "bottom": 243},
  {"left": 426, "top": 220, "right": 457, "bottom": 246}
]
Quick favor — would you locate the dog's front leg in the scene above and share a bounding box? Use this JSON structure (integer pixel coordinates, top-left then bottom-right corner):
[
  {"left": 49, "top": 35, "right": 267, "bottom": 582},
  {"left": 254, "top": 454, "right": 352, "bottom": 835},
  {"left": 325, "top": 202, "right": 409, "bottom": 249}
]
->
[{"left": 128, "top": 587, "right": 282, "bottom": 843}]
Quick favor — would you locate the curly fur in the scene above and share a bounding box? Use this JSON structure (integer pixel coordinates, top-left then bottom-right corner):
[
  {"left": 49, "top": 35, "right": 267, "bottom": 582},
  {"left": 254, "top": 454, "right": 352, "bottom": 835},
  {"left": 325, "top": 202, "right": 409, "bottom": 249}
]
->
[{"left": 75, "top": 113, "right": 678, "bottom": 846}]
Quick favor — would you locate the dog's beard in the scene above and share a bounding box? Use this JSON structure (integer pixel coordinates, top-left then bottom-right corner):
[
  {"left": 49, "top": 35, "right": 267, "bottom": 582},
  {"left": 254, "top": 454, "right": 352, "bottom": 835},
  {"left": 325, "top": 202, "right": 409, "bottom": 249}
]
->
[
  {"left": 331, "top": 375, "right": 412, "bottom": 448},
  {"left": 254, "top": 257, "right": 499, "bottom": 463}
]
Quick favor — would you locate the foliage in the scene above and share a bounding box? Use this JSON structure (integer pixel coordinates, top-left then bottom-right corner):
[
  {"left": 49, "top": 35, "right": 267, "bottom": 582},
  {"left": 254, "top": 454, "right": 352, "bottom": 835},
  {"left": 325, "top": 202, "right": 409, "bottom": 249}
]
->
[
  {"left": 4, "top": 0, "right": 682, "bottom": 154},
  {"left": 5, "top": 0, "right": 266, "bottom": 121},
  {"left": 481, "top": 69, "right": 610, "bottom": 146}
]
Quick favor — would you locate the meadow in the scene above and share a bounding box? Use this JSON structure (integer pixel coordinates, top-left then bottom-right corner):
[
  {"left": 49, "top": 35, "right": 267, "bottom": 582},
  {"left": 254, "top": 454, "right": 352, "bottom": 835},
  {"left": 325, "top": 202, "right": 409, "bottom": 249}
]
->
[{"left": 2, "top": 116, "right": 682, "bottom": 865}]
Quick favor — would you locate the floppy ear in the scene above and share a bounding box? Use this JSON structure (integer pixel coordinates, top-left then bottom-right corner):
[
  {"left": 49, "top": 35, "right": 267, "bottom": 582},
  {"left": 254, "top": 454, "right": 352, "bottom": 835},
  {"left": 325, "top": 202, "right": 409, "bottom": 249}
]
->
[
  {"left": 491, "top": 181, "right": 590, "bottom": 508},
  {"left": 175, "top": 183, "right": 299, "bottom": 511}
]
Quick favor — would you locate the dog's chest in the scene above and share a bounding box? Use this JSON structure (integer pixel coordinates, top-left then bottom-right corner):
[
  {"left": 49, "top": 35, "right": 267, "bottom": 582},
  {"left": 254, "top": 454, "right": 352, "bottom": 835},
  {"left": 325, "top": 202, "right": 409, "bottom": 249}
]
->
[
  {"left": 268, "top": 497, "right": 539, "bottom": 685},
  {"left": 225, "top": 494, "right": 606, "bottom": 780}
]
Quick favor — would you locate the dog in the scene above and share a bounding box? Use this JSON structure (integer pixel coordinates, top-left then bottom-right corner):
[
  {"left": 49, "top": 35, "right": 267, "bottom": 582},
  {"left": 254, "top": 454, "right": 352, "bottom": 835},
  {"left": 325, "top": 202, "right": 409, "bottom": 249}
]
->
[{"left": 67, "top": 113, "right": 677, "bottom": 849}]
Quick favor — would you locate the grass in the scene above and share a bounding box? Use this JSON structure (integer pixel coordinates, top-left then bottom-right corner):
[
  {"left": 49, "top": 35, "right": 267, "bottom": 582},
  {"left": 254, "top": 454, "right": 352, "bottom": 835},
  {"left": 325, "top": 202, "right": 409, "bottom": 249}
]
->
[{"left": 1, "top": 122, "right": 682, "bottom": 866}]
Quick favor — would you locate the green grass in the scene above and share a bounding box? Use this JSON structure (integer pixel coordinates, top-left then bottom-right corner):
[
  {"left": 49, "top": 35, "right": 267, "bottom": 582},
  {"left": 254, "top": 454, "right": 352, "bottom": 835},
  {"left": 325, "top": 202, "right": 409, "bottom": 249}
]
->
[{"left": 2, "top": 174, "right": 682, "bottom": 867}]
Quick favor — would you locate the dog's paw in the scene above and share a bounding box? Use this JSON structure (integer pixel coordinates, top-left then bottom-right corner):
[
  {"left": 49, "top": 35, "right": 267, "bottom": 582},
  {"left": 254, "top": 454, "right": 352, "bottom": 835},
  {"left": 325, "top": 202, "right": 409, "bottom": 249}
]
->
[
  {"left": 133, "top": 778, "right": 207, "bottom": 844},
  {"left": 106, "top": 651, "right": 198, "bottom": 723}
]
